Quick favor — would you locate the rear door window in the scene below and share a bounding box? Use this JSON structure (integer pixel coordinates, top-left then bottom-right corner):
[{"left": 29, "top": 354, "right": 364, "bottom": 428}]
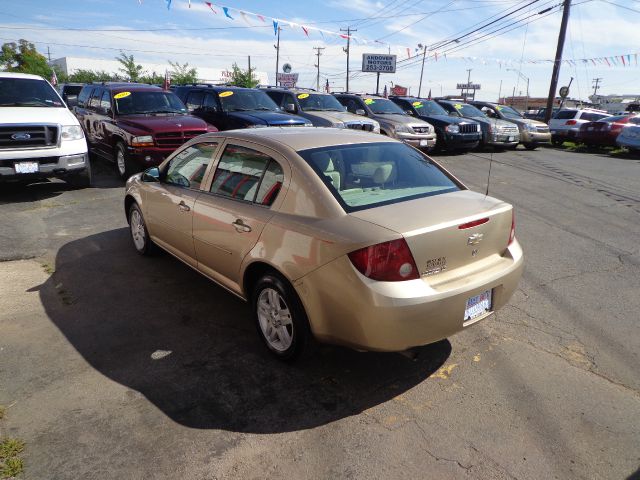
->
[
  {"left": 100, "top": 91, "right": 111, "bottom": 111},
  {"left": 581, "top": 112, "right": 608, "bottom": 122},
  {"left": 186, "top": 91, "right": 204, "bottom": 111},
  {"left": 210, "top": 145, "right": 284, "bottom": 206},
  {"left": 203, "top": 93, "right": 218, "bottom": 111},
  {"left": 88, "top": 88, "right": 103, "bottom": 110},
  {"left": 77, "top": 87, "right": 93, "bottom": 108}
]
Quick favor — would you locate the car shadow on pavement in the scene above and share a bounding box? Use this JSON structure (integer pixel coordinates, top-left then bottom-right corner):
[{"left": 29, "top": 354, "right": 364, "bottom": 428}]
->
[{"left": 38, "top": 228, "right": 451, "bottom": 434}]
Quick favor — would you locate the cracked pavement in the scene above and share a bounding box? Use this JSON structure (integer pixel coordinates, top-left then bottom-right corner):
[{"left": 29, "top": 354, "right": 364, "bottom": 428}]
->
[{"left": 0, "top": 147, "right": 639, "bottom": 479}]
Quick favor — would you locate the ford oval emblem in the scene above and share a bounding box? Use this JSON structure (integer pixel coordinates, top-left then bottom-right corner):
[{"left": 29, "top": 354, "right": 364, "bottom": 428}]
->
[{"left": 11, "top": 133, "right": 31, "bottom": 141}]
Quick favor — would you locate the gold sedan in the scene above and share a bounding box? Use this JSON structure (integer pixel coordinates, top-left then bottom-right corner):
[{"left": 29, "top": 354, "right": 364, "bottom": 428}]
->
[{"left": 124, "top": 128, "right": 523, "bottom": 360}]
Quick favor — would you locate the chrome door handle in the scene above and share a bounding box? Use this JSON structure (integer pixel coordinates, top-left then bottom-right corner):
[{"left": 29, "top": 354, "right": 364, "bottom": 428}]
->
[
  {"left": 178, "top": 201, "right": 191, "bottom": 212},
  {"left": 232, "top": 219, "right": 252, "bottom": 233}
]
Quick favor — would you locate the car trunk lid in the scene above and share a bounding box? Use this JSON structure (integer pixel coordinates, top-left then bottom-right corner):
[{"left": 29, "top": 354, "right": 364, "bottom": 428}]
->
[{"left": 349, "top": 190, "right": 513, "bottom": 278}]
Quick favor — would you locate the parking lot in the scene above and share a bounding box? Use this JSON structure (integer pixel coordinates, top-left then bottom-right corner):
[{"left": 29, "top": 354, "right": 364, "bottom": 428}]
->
[{"left": 1, "top": 146, "right": 639, "bottom": 479}]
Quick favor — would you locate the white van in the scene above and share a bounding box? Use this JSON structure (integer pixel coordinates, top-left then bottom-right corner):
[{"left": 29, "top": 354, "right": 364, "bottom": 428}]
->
[{"left": 0, "top": 72, "right": 90, "bottom": 187}]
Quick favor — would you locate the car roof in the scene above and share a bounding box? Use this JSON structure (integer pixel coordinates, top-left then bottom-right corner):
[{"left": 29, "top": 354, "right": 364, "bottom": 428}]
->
[
  {"left": 197, "top": 127, "right": 395, "bottom": 152},
  {"left": 0, "top": 72, "right": 46, "bottom": 80},
  {"left": 91, "top": 83, "right": 163, "bottom": 92}
]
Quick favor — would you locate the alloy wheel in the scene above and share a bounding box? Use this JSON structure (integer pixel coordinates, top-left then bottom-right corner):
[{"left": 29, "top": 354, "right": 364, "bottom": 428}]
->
[{"left": 257, "top": 288, "right": 294, "bottom": 352}]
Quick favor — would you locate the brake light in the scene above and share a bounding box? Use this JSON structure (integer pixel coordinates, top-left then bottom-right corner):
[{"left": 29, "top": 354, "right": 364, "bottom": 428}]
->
[
  {"left": 565, "top": 120, "right": 577, "bottom": 125},
  {"left": 348, "top": 238, "right": 419, "bottom": 281},
  {"left": 458, "top": 217, "right": 489, "bottom": 229},
  {"left": 508, "top": 210, "right": 516, "bottom": 246}
]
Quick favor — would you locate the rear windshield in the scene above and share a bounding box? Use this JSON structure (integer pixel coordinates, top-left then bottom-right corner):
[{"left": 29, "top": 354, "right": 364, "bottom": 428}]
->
[
  {"left": 363, "top": 98, "right": 405, "bottom": 114},
  {"left": 298, "top": 142, "right": 461, "bottom": 212},
  {"left": 217, "top": 89, "right": 278, "bottom": 112},
  {"left": 553, "top": 110, "right": 577, "bottom": 119},
  {"left": 297, "top": 93, "right": 344, "bottom": 112},
  {"left": 0, "top": 78, "right": 64, "bottom": 107},
  {"left": 114, "top": 91, "right": 186, "bottom": 115},
  {"left": 581, "top": 112, "right": 609, "bottom": 121}
]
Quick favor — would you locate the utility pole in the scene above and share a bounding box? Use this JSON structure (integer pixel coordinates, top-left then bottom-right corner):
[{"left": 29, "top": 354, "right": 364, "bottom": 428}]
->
[
  {"left": 498, "top": 79, "right": 503, "bottom": 103},
  {"left": 592, "top": 77, "right": 602, "bottom": 98},
  {"left": 341, "top": 26, "right": 356, "bottom": 93},
  {"left": 544, "top": 0, "right": 572, "bottom": 124},
  {"left": 47, "top": 46, "right": 51, "bottom": 62},
  {"left": 313, "top": 46, "right": 325, "bottom": 92},
  {"left": 274, "top": 27, "right": 281, "bottom": 87},
  {"left": 466, "top": 68, "right": 472, "bottom": 99},
  {"left": 248, "top": 55, "right": 252, "bottom": 80},
  {"left": 417, "top": 44, "right": 427, "bottom": 98}
]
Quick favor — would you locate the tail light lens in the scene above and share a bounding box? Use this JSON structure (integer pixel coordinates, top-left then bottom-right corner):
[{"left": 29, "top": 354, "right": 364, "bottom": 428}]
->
[
  {"left": 348, "top": 238, "right": 419, "bottom": 282},
  {"left": 565, "top": 120, "right": 577, "bottom": 125},
  {"left": 508, "top": 210, "right": 516, "bottom": 246}
]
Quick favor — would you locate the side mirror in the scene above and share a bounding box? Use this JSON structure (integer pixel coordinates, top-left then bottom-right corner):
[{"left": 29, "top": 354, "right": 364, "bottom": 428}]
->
[
  {"left": 65, "top": 95, "right": 78, "bottom": 108},
  {"left": 342, "top": 106, "right": 348, "bottom": 112},
  {"left": 142, "top": 167, "right": 160, "bottom": 182},
  {"left": 284, "top": 103, "right": 296, "bottom": 113},
  {"left": 406, "top": 110, "right": 414, "bottom": 116},
  {"left": 355, "top": 109, "right": 366, "bottom": 116}
]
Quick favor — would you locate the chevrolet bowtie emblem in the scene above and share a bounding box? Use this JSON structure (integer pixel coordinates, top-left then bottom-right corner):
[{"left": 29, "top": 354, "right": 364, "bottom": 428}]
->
[{"left": 467, "top": 233, "right": 484, "bottom": 245}]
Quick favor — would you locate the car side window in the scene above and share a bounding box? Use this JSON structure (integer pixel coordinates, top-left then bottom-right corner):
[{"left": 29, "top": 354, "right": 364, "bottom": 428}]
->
[
  {"left": 266, "top": 91, "right": 284, "bottom": 108},
  {"left": 210, "top": 145, "right": 284, "bottom": 206},
  {"left": 345, "top": 98, "right": 360, "bottom": 114},
  {"left": 100, "top": 91, "right": 111, "bottom": 112},
  {"left": 629, "top": 117, "right": 640, "bottom": 125},
  {"left": 164, "top": 142, "right": 218, "bottom": 190},
  {"left": 88, "top": 89, "right": 103, "bottom": 110},
  {"left": 203, "top": 93, "right": 218, "bottom": 111},
  {"left": 77, "top": 87, "right": 93, "bottom": 108},
  {"left": 186, "top": 91, "right": 204, "bottom": 111}
]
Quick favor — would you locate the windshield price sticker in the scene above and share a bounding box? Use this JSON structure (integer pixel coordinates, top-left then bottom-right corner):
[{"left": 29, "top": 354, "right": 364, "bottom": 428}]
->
[
  {"left": 219, "top": 91, "right": 234, "bottom": 98},
  {"left": 454, "top": 104, "right": 463, "bottom": 109},
  {"left": 297, "top": 93, "right": 310, "bottom": 99},
  {"left": 364, "top": 98, "right": 375, "bottom": 105},
  {"left": 412, "top": 101, "right": 423, "bottom": 108},
  {"left": 496, "top": 105, "right": 504, "bottom": 110},
  {"left": 114, "top": 92, "right": 131, "bottom": 99}
]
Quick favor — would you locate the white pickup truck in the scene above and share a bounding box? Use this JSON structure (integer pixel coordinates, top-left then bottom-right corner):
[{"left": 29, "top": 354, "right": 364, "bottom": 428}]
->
[{"left": 0, "top": 72, "right": 90, "bottom": 187}]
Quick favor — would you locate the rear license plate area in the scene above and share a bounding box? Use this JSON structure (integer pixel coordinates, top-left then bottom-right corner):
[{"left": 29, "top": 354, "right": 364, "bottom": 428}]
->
[{"left": 464, "top": 289, "right": 492, "bottom": 325}]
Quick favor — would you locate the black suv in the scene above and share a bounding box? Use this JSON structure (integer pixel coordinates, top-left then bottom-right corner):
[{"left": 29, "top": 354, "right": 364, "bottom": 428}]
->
[
  {"left": 58, "top": 83, "right": 84, "bottom": 109},
  {"left": 389, "top": 96, "right": 481, "bottom": 151},
  {"left": 172, "top": 85, "right": 311, "bottom": 130}
]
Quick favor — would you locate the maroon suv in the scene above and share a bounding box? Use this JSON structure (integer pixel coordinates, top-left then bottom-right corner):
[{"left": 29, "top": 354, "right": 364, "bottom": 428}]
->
[{"left": 74, "top": 83, "right": 215, "bottom": 178}]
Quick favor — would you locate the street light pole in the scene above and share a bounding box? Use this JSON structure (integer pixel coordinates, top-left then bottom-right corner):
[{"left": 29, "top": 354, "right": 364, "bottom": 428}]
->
[
  {"left": 274, "top": 27, "right": 281, "bottom": 87},
  {"left": 418, "top": 44, "right": 427, "bottom": 98}
]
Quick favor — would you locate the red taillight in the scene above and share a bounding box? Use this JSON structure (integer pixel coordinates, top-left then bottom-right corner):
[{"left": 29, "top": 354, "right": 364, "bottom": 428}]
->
[
  {"left": 458, "top": 217, "right": 489, "bottom": 229},
  {"left": 565, "top": 120, "right": 577, "bottom": 125},
  {"left": 508, "top": 210, "right": 516, "bottom": 246},
  {"left": 348, "top": 238, "right": 419, "bottom": 282}
]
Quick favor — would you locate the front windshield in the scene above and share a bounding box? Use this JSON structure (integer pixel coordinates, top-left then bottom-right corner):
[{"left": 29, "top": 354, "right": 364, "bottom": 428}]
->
[
  {"left": 298, "top": 93, "right": 344, "bottom": 112},
  {"left": 495, "top": 105, "right": 523, "bottom": 119},
  {"left": 0, "top": 78, "right": 64, "bottom": 107},
  {"left": 364, "top": 98, "right": 405, "bottom": 114},
  {"left": 411, "top": 99, "right": 448, "bottom": 116},
  {"left": 450, "top": 103, "right": 486, "bottom": 118},
  {"left": 299, "top": 142, "right": 460, "bottom": 212},
  {"left": 217, "top": 89, "right": 278, "bottom": 112},
  {"left": 114, "top": 91, "right": 187, "bottom": 115}
]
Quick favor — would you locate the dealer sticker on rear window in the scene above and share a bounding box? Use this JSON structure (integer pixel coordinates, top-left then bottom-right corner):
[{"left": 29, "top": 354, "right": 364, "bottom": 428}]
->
[
  {"left": 364, "top": 98, "right": 375, "bottom": 105},
  {"left": 454, "top": 104, "right": 463, "bottom": 109},
  {"left": 114, "top": 92, "right": 131, "bottom": 99},
  {"left": 412, "top": 101, "right": 423, "bottom": 108},
  {"left": 219, "top": 91, "right": 234, "bottom": 97},
  {"left": 297, "top": 93, "right": 310, "bottom": 99}
]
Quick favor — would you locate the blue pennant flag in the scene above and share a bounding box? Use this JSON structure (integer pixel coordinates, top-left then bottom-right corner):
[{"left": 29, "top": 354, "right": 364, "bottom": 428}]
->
[
  {"left": 223, "top": 7, "right": 233, "bottom": 19},
  {"left": 273, "top": 20, "right": 278, "bottom": 35},
  {"left": 166, "top": 0, "right": 171, "bottom": 10}
]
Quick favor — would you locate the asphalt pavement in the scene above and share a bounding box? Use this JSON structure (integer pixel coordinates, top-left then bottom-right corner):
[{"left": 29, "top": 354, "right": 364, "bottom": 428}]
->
[{"left": 0, "top": 146, "right": 639, "bottom": 480}]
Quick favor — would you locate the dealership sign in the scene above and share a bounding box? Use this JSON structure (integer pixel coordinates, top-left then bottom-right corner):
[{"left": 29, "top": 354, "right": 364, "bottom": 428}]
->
[
  {"left": 362, "top": 54, "right": 397, "bottom": 73},
  {"left": 457, "top": 83, "right": 481, "bottom": 90},
  {"left": 277, "top": 73, "right": 299, "bottom": 87}
]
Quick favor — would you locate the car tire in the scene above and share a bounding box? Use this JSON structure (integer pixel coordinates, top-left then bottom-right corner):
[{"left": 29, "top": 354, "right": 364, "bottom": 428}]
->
[
  {"left": 252, "top": 273, "right": 312, "bottom": 361},
  {"left": 115, "top": 141, "right": 135, "bottom": 180},
  {"left": 128, "top": 202, "right": 156, "bottom": 256},
  {"left": 67, "top": 158, "right": 92, "bottom": 188},
  {"left": 551, "top": 138, "right": 563, "bottom": 147},
  {"left": 524, "top": 144, "right": 537, "bottom": 151}
]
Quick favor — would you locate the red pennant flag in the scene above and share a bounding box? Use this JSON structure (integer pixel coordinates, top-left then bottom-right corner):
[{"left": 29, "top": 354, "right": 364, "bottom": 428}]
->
[
  {"left": 604, "top": 57, "right": 610, "bottom": 66},
  {"left": 204, "top": 1, "right": 217, "bottom": 13},
  {"left": 302, "top": 26, "right": 309, "bottom": 36},
  {"left": 621, "top": 55, "right": 626, "bottom": 66},
  {"left": 340, "top": 34, "right": 349, "bottom": 39},
  {"left": 257, "top": 14, "right": 265, "bottom": 22}
]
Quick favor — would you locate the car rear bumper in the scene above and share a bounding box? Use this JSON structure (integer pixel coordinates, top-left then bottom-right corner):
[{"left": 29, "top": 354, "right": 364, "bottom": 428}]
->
[
  {"left": 0, "top": 152, "right": 88, "bottom": 181},
  {"left": 295, "top": 239, "right": 524, "bottom": 352}
]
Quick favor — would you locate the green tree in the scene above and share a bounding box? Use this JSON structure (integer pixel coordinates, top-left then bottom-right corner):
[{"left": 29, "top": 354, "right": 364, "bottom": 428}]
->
[
  {"left": 140, "top": 71, "right": 164, "bottom": 85},
  {"left": 68, "top": 69, "right": 118, "bottom": 83},
  {"left": 168, "top": 61, "right": 198, "bottom": 85},
  {"left": 228, "top": 62, "right": 258, "bottom": 88},
  {"left": 115, "top": 51, "right": 144, "bottom": 82},
  {"left": 0, "top": 40, "right": 52, "bottom": 77}
]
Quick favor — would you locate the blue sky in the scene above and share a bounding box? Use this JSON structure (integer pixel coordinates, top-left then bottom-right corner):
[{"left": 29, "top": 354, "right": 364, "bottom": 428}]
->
[{"left": 1, "top": 0, "right": 639, "bottom": 101}]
